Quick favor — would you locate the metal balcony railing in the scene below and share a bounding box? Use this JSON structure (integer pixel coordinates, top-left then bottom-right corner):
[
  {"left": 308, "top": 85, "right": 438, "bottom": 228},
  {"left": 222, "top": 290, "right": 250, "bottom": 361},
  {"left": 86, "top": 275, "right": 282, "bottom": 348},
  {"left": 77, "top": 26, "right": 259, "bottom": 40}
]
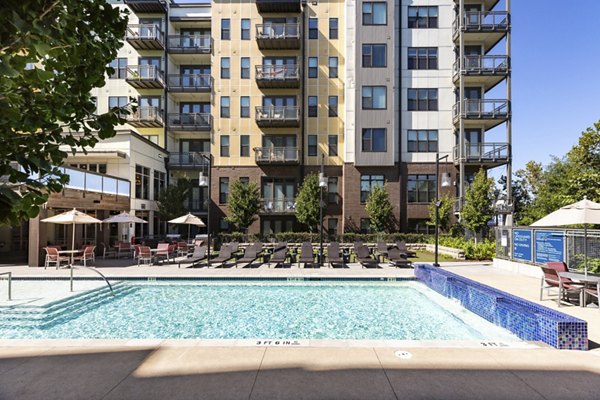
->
[
  {"left": 127, "top": 106, "right": 163, "bottom": 126},
  {"left": 453, "top": 55, "right": 509, "bottom": 75},
  {"left": 261, "top": 197, "right": 297, "bottom": 213},
  {"left": 126, "top": 24, "right": 164, "bottom": 42},
  {"left": 453, "top": 99, "right": 510, "bottom": 120},
  {"left": 255, "top": 106, "right": 300, "bottom": 124},
  {"left": 167, "top": 74, "right": 212, "bottom": 91},
  {"left": 168, "top": 152, "right": 210, "bottom": 169},
  {"left": 256, "top": 23, "right": 300, "bottom": 40},
  {"left": 167, "top": 35, "right": 211, "bottom": 53},
  {"left": 454, "top": 11, "right": 510, "bottom": 34},
  {"left": 167, "top": 113, "right": 211, "bottom": 130},
  {"left": 126, "top": 65, "right": 165, "bottom": 86},
  {"left": 254, "top": 146, "right": 299, "bottom": 164},
  {"left": 255, "top": 65, "right": 299, "bottom": 81},
  {"left": 453, "top": 142, "right": 510, "bottom": 163}
]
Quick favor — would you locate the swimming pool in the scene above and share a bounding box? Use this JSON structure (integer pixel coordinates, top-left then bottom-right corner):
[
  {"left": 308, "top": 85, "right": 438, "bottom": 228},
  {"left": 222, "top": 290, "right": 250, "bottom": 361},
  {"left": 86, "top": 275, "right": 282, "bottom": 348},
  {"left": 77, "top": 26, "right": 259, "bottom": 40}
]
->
[{"left": 0, "top": 281, "right": 520, "bottom": 341}]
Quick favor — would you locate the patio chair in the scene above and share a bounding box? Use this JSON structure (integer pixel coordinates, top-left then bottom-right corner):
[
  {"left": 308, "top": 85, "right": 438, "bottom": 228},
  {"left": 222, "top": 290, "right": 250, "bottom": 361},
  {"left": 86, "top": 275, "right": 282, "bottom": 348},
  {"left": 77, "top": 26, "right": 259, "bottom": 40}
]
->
[
  {"left": 211, "top": 243, "right": 235, "bottom": 268},
  {"left": 388, "top": 248, "right": 412, "bottom": 268},
  {"left": 73, "top": 245, "right": 96, "bottom": 267},
  {"left": 236, "top": 243, "right": 263, "bottom": 268},
  {"left": 118, "top": 242, "right": 132, "bottom": 258},
  {"left": 396, "top": 241, "right": 416, "bottom": 258},
  {"left": 137, "top": 246, "right": 153, "bottom": 266},
  {"left": 153, "top": 243, "right": 174, "bottom": 265},
  {"left": 100, "top": 242, "right": 117, "bottom": 259},
  {"left": 583, "top": 282, "right": 599, "bottom": 311},
  {"left": 540, "top": 264, "right": 584, "bottom": 306},
  {"left": 298, "top": 241, "right": 315, "bottom": 268},
  {"left": 269, "top": 243, "right": 288, "bottom": 268},
  {"left": 178, "top": 246, "right": 207, "bottom": 268},
  {"left": 44, "top": 247, "right": 69, "bottom": 269},
  {"left": 355, "top": 244, "right": 380, "bottom": 269},
  {"left": 376, "top": 241, "right": 391, "bottom": 262},
  {"left": 176, "top": 241, "right": 189, "bottom": 257},
  {"left": 327, "top": 242, "right": 346, "bottom": 268}
]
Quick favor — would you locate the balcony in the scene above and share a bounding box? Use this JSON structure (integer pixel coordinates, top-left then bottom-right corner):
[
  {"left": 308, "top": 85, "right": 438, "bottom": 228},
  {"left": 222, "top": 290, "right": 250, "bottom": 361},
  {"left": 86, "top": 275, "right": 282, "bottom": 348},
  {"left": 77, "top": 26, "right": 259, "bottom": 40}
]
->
[
  {"left": 167, "top": 35, "right": 211, "bottom": 54},
  {"left": 453, "top": 11, "right": 510, "bottom": 49},
  {"left": 255, "top": 65, "right": 300, "bottom": 88},
  {"left": 167, "top": 113, "right": 211, "bottom": 131},
  {"left": 453, "top": 142, "right": 510, "bottom": 167},
  {"left": 124, "top": 0, "right": 167, "bottom": 13},
  {"left": 125, "top": 24, "right": 164, "bottom": 50},
  {"left": 168, "top": 74, "right": 212, "bottom": 93},
  {"left": 126, "top": 65, "right": 165, "bottom": 89},
  {"left": 127, "top": 106, "right": 163, "bottom": 128},
  {"left": 254, "top": 147, "right": 299, "bottom": 165},
  {"left": 453, "top": 99, "right": 509, "bottom": 128},
  {"left": 260, "top": 198, "right": 297, "bottom": 214},
  {"left": 255, "top": 106, "right": 300, "bottom": 127},
  {"left": 168, "top": 152, "right": 210, "bottom": 170},
  {"left": 453, "top": 55, "right": 509, "bottom": 87},
  {"left": 256, "top": 0, "right": 301, "bottom": 13},
  {"left": 256, "top": 23, "right": 300, "bottom": 49}
]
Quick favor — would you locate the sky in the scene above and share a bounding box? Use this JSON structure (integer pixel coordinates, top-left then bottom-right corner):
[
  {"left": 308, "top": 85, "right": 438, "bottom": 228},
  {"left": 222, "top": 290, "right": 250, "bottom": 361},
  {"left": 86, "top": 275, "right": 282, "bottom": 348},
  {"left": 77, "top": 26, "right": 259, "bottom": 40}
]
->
[{"left": 510, "top": 0, "right": 600, "bottom": 171}]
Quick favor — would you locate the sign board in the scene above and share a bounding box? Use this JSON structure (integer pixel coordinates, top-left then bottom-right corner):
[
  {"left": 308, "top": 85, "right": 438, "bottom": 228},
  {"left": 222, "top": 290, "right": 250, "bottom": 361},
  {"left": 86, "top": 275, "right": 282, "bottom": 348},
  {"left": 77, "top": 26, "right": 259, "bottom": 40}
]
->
[
  {"left": 534, "top": 230, "right": 564, "bottom": 264},
  {"left": 512, "top": 229, "right": 533, "bottom": 262}
]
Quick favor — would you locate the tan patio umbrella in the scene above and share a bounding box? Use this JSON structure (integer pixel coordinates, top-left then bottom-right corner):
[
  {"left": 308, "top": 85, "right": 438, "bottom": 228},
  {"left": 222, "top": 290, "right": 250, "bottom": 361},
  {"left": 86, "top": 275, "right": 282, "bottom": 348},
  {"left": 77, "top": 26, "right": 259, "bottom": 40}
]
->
[
  {"left": 102, "top": 211, "right": 148, "bottom": 224},
  {"left": 531, "top": 197, "right": 600, "bottom": 276},
  {"left": 41, "top": 208, "right": 102, "bottom": 265},
  {"left": 168, "top": 213, "right": 206, "bottom": 241}
]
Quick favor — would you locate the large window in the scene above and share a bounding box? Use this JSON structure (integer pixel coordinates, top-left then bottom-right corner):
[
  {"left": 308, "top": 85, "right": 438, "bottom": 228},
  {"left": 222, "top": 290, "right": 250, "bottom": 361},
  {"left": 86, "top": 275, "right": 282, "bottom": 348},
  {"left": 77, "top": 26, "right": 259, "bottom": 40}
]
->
[
  {"left": 309, "top": 18, "right": 318, "bottom": 39},
  {"left": 329, "top": 18, "right": 338, "bottom": 39},
  {"left": 407, "top": 174, "right": 436, "bottom": 203},
  {"left": 240, "top": 135, "right": 250, "bottom": 157},
  {"left": 363, "top": 2, "right": 387, "bottom": 25},
  {"left": 362, "top": 86, "right": 386, "bottom": 109},
  {"left": 108, "top": 96, "right": 127, "bottom": 110},
  {"left": 153, "top": 171, "right": 165, "bottom": 200},
  {"left": 219, "top": 177, "right": 229, "bottom": 204},
  {"left": 360, "top": 175, "right": 384, "bottom": 203},
  {"left": 328, "top": 177, "right": 339, "bottom": 204},
  {"left": 407, "top": 130, "right": 438, "bottom": 152},
  {"left": 220, "top": 135, "right": 230, "bottom": 157},
  {"left": 362, "top": 128, "right": 386, "bottom": 152},
  {"left": 329, "top": 57, "right": 338, "bottom": 78},
  {"left": 108, "top": 58, "right": 127, "bottom": 79},
  {"left": 240, "top": 96, "right": 250, "bottom": 118},
  {"left": 308, "top": 135, "right": 318, "bottom": 157},
  {"left": 408, "top": 6, "right": 438, "bottom": 29},
  {"left": 308, "top": 57, "right": 318, "bottom": 78},
  {"left": 135, "top": 165, "right": 150, "bottom": 200},
  {"left": 220, "top": 96, "right": 230, "bottom": 117},
  {"left": 328, "top": 135, "right": 338, "bottom": 156},
  {"left": 241, "top": 57, "right": 250, "bottom": 79},
  {"left": 221, "top": 19, "right": 230, "bottom": 40},
  {"left": 221, "top": 57, "right": 230, "bottom": 78},
  {"left": 408, "top": 47, "right": 438, "bottom": 70},
  {"left": 328, "top": 96, "right": 338, "bottom": 117},
  {"left": 362, "top": 44, "right": 386, "bottom": 67},
  {"left": 407, "top": 89, "right": 438, "bottom": 111},
  {"left": 308, "top": 96, "right": 318, "bottom": 117},
  {"left": 241, "top": 18, "right": 250, "bottom": 40}
]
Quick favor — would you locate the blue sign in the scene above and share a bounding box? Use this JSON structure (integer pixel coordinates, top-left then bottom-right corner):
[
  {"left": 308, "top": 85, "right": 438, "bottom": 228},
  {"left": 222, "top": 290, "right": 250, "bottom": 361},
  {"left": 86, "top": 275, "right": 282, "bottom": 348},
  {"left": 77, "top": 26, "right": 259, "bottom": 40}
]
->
[
  {"left": 513, "top": 229, "right": 533, "bottom": 262},
  {"left": 534, "top": 230, "right": 564, "bottom": 264}
]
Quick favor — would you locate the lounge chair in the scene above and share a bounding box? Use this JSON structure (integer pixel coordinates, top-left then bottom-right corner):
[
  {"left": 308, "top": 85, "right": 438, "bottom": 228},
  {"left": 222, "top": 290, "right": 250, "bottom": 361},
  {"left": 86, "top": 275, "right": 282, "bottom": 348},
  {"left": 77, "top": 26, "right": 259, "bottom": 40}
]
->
[
  {"left": 298, "top": 241, "right": 315, "bottom": 268},
  {"left": 212, "top": 243, "right": 235, "bottom": 268},
  {"left": 327, "top": 242, "right": 346, "bottom": 268},
  {"left": 178, "top": 246, "right": 207, "bottom": 268},
  {"left": 236, "top": 243, "right": 263, "bottom": 268},
  {"left": 355, "top": 244, "right": 380, "bottom": 268},
  {"left": 376, "top": 241, "right": 391, "bottom": 262},
  {"left": 388, "top": 248, "right": 412, "bottom": 268},
  {"left": 540, "top": 262, "right": 584, "bottom": 306},
  {"left": 396, "top": 241, "right": 416, "bottom": 258},
  {"left": 269, "top": 242, "right": 288, "bottom": 268}
]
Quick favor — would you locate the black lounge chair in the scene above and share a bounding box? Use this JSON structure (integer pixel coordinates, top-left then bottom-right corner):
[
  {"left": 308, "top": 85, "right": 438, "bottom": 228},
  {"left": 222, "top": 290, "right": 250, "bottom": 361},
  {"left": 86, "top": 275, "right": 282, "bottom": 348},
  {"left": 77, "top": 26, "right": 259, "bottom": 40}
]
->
[
  {"left": 236, "top": 243, "right": 263, "bottom": 268},
  {"left": 396, "top": 241, "right": 417, "bottom": 258},
  {"left": 212, "top": 243, "right": 235, "bottom": 268},
  {"left": 376, "top": 241, "right": 391, "bottom": 262},
  {"left": 327, "top": 242, "right": 346, "bottom": 268},
  {"left": 178, "top": 246, "right": 207, "bottom": 268},
  {"left": 355, "top": 244, "right": 380, "bottom": 268},
  {"left": 269, "top": 242, "right": 288, "bottom": 268},
  {"left": 387, "top": 248, "right": 412, "bottom": 268},
  {"left": 298, "top": 241, "right": 315, "bottom": 268}
]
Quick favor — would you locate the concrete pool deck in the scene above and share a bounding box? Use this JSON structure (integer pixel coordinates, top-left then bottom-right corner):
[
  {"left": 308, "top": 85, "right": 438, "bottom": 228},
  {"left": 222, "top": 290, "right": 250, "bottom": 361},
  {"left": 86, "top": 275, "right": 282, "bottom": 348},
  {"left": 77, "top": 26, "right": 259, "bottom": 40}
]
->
[{"left": 1, "top": 261, "right": 600, "bottom": 399}]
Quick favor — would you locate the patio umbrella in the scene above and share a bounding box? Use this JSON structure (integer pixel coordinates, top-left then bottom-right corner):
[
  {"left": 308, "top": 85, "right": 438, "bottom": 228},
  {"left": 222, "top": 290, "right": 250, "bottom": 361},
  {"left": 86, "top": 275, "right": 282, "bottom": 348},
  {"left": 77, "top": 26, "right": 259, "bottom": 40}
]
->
[
  {"left": 41, "top": 208, "right": 102, "bottom": 265},
  {"left": 102, "top": 211, "right": 148, "bottom": 224},
  {"left": 168, "top": 213, "right": 206, "bottom": 241},
  {"left": 531, "top": 196, "right": 600, "bottom": 276}
]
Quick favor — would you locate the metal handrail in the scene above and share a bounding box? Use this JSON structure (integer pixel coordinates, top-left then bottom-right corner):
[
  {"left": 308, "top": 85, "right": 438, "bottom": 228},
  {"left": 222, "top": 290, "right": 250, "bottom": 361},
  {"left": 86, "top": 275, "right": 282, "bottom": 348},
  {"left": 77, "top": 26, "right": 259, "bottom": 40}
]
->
[
  {"left": 127, "top": 106, "right": 164, "bottom": 124},
  {"left": 167, "top": 74, "right": 212, "bottom": 90},
  {"left": 254, "top": 146, "right": 299, "bottom": 163},
  {"left": 453, "top": 99, "right": 510, "bottom": 119},
  {"left": 126, "top": 24, "right": 164, "bottom": 42},
  {"left": 453, "top": 142, "right": 510, "bottom": 161},
  {"left": 256, "top": 23, "right": 299, "bottom": 39},
  {"left": 453, "top": 55, "right": 509, "bottom": 75},
  {"left": 0, "top": 272, "right": 11, "bottom": 300},
  {"left": 453, "top": 11, "right": 510, "bottom": 32},
  {"left": 167, "top": 35, "right": 211, "bottom": 52},
  {"left": 167, "top": 113, "right": 211, "bottom": 129},
  {"left": 126, "top": 65, "right": 165, "bottom": 83},
  {"left": 255, "top": 106, "right": 300, "bottom": 121},
  {"left": 255, "top": 65, "right": 299, "bottom": 80},
  {"left": 69, "top": 266, "right": 113, "bottom": 295}
]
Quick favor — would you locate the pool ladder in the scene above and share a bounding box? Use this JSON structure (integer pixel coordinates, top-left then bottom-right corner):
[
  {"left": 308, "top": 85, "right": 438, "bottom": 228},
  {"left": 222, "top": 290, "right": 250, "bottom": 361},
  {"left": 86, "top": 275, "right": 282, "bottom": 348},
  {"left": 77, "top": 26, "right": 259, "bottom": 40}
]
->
[{"left": 0, "top": 272, "right": 11, "bottom": 300}]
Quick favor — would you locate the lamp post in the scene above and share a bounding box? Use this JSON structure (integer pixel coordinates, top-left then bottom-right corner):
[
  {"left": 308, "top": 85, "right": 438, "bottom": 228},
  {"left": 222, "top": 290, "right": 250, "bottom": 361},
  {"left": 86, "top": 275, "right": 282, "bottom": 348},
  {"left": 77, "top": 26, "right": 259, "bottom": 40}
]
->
[
  {"left": 318, "top": 154, "right": 327, "bottom": 267},
  {"left": 434, "top": 152, "right": 452, "bottom": 267},
  {"left": 198, "top": 154, "right": 211, "bottom": 267}
]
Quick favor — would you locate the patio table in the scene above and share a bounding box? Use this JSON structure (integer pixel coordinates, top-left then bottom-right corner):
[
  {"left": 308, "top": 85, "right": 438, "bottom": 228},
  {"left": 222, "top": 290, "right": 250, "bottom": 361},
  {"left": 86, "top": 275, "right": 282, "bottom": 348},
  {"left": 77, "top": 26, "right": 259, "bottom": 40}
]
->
[{"left": 559, "top": 272, "right": 600, "bottom": 307}]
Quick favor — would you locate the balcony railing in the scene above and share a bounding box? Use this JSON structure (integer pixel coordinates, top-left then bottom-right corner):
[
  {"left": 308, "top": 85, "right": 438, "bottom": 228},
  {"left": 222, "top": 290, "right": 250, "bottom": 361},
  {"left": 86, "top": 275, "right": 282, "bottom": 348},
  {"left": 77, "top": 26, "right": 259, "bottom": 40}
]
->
[
  {"left": 453, "top": 99, "right": 510, "bottom": 120},
  {"left": 167, "top": 113, "right": 211, "bottom": 131},
  {"left": 126, "top": 65, "right": 165, "bottom": 88},
  {"left": 453, "top": 142, "right": 510, "bottom": 164},
  {"left": 261, "top": 197, "right": 297, "bottom": 213},
  {"left": 255, "top": 65, "right": 300, "bottom": 88},
  {"left": 255, "top": 106, "right": 300, "bottom": 127},
  {"left": 453, "top": 11, "right": 510, "bottom": 35},
  {"left": 127, "top": 106, "right": 163, "bottom": 127},
  {"left": 167, "top": 35, "right": 211, "bottom": 53},
  {"left": 453, "top": 55, "right": 509, "bottom": 76},
  {"left": 59, "top": 166, "right": 130, "bottom": 197},
  {"left": 256, "top": 23, "right": 300, "bottom": 49},
  {"left": 125, "top": 24, "right": 164, "bottom": 50},
  {"left": 168, "top": 152, "right": 210, "bottom": 169},
  {"left": 254, "top": 146, "right": 299, "bottom": 164},
  {"left": 167, "top": 74, "right": 212, "bottom": 92}
]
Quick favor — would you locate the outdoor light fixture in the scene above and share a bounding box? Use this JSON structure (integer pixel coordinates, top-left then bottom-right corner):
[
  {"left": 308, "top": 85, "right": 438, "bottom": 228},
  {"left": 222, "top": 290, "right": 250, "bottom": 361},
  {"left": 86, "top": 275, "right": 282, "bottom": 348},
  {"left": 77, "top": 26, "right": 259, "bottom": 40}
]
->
[{"left": 434, "top": 153, "right": 451, "bottom": 267}]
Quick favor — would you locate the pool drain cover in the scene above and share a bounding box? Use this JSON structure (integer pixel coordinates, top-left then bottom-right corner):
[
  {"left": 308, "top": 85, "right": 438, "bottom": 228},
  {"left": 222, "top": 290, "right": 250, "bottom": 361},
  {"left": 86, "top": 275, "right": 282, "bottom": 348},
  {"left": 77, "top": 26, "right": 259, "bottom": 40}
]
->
[{"left": 394, "top": 350, "right": 412, "bottom": 359}]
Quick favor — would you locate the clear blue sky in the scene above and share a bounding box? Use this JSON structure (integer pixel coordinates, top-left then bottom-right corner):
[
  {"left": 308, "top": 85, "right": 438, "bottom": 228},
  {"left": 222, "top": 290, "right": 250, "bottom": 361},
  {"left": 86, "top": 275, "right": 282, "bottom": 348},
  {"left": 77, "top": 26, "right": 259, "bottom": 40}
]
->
[{"left": 511, "top": 0, "right": 600, "bottom": 171}]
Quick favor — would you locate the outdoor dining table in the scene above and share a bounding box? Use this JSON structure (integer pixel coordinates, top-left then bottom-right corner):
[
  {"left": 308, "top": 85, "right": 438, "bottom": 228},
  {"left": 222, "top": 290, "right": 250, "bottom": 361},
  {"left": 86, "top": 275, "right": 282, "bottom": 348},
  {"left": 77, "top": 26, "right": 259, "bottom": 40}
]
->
[{"left": 558, "top": 271, "right": 600, "bottom": 307}]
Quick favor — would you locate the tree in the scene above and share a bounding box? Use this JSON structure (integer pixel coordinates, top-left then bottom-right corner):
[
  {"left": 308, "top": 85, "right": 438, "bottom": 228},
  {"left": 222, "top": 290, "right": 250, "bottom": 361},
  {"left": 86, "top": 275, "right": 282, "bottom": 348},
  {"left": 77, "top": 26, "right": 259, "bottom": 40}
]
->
[
  {"left": 427, "top": 192, "right": 454, "bottom": 233},
  {"left": 461, "top": 169, "right": 494, "bottom": 241},
  {"left": 157, "top": 179, "right": 191, "bottom": 222},
  {"left": 0, "top": 1, "right": 130, "bottom": 225},
  {"left": 365, "top": 185, "right": 394, "bottom": 233},
  {"left": 295, "top": 173, "right": 326, "bottom": 231},
  {"left": 564, "top": 121, "right": 600, "bottom": 202},
  {"left": 225, "top": 180, "right": 261, "bottom": 231}
]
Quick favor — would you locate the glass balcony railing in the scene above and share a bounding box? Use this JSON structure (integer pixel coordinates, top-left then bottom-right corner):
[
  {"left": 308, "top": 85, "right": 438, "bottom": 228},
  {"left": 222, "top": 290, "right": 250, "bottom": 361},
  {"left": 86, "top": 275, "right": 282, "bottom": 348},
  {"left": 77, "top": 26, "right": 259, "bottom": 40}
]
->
[
  {"left": 453, "top": 99, "right": 510, "bottom": 120},
  {"left": 167, "top": 35, "right": 211, "bottom": 53},
  {"left": 453, "top": 11, "right": 510, "bottom": 35},
  {"left": 255, "top": 106, "right": 300, "bottom": 126},
  {"left": 168, "top": 152, "right": 210, "bottom": 169},
  {"left": 126, "top": 65, "right": 165, "bottom": 88},
  {"left": 256, "top": 23, "right": 299, "bottom": 40},
  {"left": 125, "top": 24, "right": 164, "bottom": 48},
  {"left": 167, "top": 113, "right": 211, "bottom": 130},
  {"left": 31, "top": 166, "right": 131, "bottom": 197},
  {"left": 453, "top": 142, "right": 510, "bottom": 163},
  {"left": 167, "top": 74, "right": 212, "bottom": 91},
  {"left": 453, "top": 55, "right": 509, "bottom": 76},
  {"left": 254, "top": 146, "right": 299, "bottom": 164},
  {"left": 255, "top": 65, "right": 299, "bottom": 81}
]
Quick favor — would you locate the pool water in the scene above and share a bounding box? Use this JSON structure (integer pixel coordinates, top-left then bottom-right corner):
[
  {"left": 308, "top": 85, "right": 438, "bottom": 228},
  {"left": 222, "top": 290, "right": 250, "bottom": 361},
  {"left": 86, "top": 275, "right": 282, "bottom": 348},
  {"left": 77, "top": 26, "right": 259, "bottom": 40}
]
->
[{"left": 0, "top": 281, "right": 520, "bottom": 341}]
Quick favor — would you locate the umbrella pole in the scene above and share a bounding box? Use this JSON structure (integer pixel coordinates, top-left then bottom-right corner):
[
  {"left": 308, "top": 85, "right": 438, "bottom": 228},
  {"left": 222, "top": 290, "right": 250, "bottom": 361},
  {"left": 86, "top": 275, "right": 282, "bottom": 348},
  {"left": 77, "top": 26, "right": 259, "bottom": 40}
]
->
[
  {"left": 188, "top": 224, "right": 191, "bottom": 242},
  {"left": 585, "top": 224, "right": 588, "bottom": 278},
  {"left": 71, "top": 222, "right": 75, "bottom": 292}
]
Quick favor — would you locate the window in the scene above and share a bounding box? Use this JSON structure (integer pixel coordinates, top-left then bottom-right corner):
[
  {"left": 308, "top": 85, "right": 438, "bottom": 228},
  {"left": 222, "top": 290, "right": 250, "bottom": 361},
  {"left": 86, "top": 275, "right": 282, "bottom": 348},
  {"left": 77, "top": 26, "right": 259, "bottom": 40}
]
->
[
  {"left": 308, "top": 57, "right": 318, "bottom": 78},
  {"left": 329, "top": 18, "right": 338, "bottom": 39},
  {"left": 153, "top": 171, "right": 165, "bottom": 200},
  {"left": 407, "top": 130, "right": 438, "bottom": 152},
  {"left": 362, "top": 44, "right": 386, "bottom": 67},
  {"left": 362, "top": 128, "right": 386, "bottom": 152},
  {"left": 308, "top": 135, "right": 318, "bottom": 157},
  {"left": 328, "top": 57, "right": 338, "bottom": 78},
  {"left": 219, "top": 177, "right": 229, "bottom": 204},
  {"left": 143, "top": 135, "right": 159, "bottom": 145},
  {"left": 135, "top": 165, "right": 150, "bottom": 200},
  {"left": 240, "top": 177, "right": 250, "bottom": 185},
  {"left": 240, "top": 135, "right": 250, "bottom": 157},
  {"left": 241, "top": 18, "right": 250, "bottom": 40},
  {"left": 220, "top": 135, "right": 230, "bottom": 157},
  {"left": 409, "top": 219, "right": 435, "bottom": 234},
  {"left": 221, "top": 19, "right": 230, "bottom": 40},
  {"left": 309, "top": 18, "right": 318, "bottom": 39},
  {"left": 328, "top": 177, "right": 338, "bottom": 204},
  {"left": 328, "top": 96, "right": 338, "bottom": 117},
  {"left": 360, "top": 175, "right": 384, "bottom": 203},
  {"left": 240, "top": 96, "right": 250, "bottom": 118},
  {"left": 360, "top": 218, "right": 371, "bottom": 234},
  {"left": 408, "top": 47, "right": 438, "bottom": 70},
  {"left": 108, "top": 58, "right": 127, "bottom": 79},
  {"left": 407, "top": 174, "right": 436, "bottom": 203},
  {"left": 220, "top": 97, "right": 230, "bottom": 117},
  {"left": 362, "top": 86, "right": 386, "bottom": 109},
  {"left": 241, "top": 57, "right": 250, "bottom": 79},
  {"left": 221, "top": 57, "right": 230, "bottom": 78},
  {"left": 363, "top": 2, "right": 386, "bottom": 25},
  {"left": 407, "top": 89, "right": 438, "bottom": 111},
  {"left": 108, "top": 96, "right": 127, "bottom": 110},
  {"left": 328, "top": 218, "right": 338, "bottom": 237},
  {"left": 328, "top": 135, "right": 338, "bottom": 156},
  {"left": 408, "top": 6, "right": 438, "bottom": 28},
  {"left": 70, "top": 163, "right": 107, "bottom": 174},
  {"left": 308, "top": 96, "right": 318, "bottom": 117}
]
